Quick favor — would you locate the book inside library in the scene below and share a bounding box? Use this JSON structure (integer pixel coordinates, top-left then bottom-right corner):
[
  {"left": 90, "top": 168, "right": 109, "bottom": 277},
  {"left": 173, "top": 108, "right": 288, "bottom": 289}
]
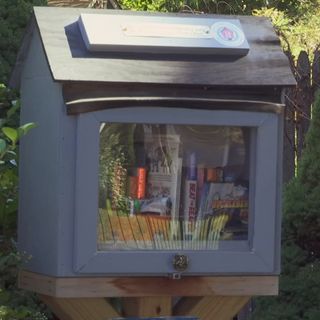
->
[{"left": 98, "top": 123, "right": 250, "bottom": 251}]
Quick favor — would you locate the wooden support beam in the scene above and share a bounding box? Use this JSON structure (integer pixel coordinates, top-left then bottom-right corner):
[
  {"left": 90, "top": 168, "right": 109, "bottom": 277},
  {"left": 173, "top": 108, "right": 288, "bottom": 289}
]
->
[
  {"left": 122, "top": 297, "right": 172, "bottom": 317},
  {"left": 39, "top": 295, "right": 120, "bottom": 320},
  {"left": 174, "top": 296, "right": 251, "bottom": 320},
  {"left": 20, "top": 270, "right": 279, "bottom": 298}
]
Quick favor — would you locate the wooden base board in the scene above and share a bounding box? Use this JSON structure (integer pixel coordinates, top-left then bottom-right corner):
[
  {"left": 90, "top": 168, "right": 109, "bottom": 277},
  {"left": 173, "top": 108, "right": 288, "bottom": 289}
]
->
[{"left": 19, "top": 270, "right": 278, "bottom": 298}]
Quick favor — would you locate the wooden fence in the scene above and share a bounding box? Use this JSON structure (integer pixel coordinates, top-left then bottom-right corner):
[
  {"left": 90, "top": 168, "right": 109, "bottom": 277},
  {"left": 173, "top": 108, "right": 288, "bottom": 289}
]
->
[{"left": 283, "top": 50, "right": 320, "bottom": 182}]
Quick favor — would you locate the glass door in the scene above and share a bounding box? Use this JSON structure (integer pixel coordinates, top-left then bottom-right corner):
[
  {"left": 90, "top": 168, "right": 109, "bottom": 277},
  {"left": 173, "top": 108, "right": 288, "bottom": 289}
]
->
[
  {"left": 98, "top": 123, "right": 250, "bottom": 251},
  {"left": 74, "top": 107, "right": 279, "bottom": 275}
]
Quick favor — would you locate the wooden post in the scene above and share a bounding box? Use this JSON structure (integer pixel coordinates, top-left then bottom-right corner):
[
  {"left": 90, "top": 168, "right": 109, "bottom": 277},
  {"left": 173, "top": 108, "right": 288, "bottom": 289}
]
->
[
  {"left": 39, "top": 296, "right": 120, "bottom": 320},
  {"left": 296, "top": 51, "right": 312, "bottom": 161},
  {"left": 312, "top": 50, "right": 320, "bottom": 93},
  {"left": 122, "top": 297, "right": 172, "bottom": 317},
  {"left": 283, "top": 87, "right": 296, "bottom": 183}
]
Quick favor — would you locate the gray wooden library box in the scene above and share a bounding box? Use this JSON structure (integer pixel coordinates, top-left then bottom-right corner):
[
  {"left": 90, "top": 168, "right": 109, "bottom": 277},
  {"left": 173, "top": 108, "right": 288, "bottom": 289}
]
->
[{"left": 12, "top": 6, "right": 295, "bottom": 285}]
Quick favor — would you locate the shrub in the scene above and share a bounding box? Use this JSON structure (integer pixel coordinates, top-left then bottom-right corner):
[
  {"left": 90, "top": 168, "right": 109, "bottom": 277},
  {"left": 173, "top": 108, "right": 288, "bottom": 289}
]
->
[
  {"left": 0, "top": 0, "right": 46, "bottom": 84},
  {"left": 251, "top": 93, "right": 320, "bottom": 319}
]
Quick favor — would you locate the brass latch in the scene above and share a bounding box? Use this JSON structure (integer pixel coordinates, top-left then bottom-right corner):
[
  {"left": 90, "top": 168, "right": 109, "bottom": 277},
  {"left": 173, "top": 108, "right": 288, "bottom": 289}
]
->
[{"left": 173, "top": 254, "right": 189, "bottom": 272}]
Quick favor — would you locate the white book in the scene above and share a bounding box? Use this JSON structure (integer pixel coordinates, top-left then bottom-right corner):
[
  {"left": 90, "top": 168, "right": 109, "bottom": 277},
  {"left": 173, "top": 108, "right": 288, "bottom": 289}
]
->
[{"left": 144, "top": 128, "right": 182, "bottom": 219}]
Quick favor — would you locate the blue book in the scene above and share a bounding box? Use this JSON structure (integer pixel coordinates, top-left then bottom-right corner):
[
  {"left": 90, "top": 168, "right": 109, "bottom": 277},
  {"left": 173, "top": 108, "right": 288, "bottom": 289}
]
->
[{"left": 197, "top": 182, "right": 210, "bottom": 219}]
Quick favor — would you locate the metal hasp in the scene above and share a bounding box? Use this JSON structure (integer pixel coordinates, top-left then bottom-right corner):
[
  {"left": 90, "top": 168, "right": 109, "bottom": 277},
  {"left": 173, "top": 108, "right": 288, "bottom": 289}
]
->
[{"left": 173, "top": 254, "right": 189, "bottom": 272}]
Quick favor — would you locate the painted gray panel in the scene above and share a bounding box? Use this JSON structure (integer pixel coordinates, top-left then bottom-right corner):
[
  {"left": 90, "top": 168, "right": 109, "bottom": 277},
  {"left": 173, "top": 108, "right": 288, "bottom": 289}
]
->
[
  {"left": 97, "top": 108, "right": 266, "bottom": 126},
  {"left": 55, "top": 113, "right": 77, "bottom": 275},
  {"left": 74, "top": 113, "right": 100, "bottom": 272},
  {"left": 247, "top": 129, "right": 257, "bottom": 250},
  {"left": 274, "top": 112, "right": 284, "bottom": 274},
  {"left": 78, "top": 251, "right": 273, "bottom": 276},
  {"left": 252, "top": 114, "right": 279, "bottom": 270},
  {"left": 18, "top": 30, "right": 62, "bottom": 275},
  {"left": 74, "top": 107, "right": 280, "bottom": 275}
]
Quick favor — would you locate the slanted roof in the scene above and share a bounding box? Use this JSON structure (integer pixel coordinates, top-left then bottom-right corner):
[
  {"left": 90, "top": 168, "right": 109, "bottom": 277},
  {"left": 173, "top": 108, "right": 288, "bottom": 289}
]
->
[{"left": 11, "top": 6, "right": 296, "bottom": 88}]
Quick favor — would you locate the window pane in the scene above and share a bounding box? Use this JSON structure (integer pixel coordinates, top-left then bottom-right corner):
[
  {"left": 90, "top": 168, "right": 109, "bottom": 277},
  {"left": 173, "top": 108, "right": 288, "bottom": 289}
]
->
[{"left": 98, "top": 123, "right": 250, "bottom": 251}]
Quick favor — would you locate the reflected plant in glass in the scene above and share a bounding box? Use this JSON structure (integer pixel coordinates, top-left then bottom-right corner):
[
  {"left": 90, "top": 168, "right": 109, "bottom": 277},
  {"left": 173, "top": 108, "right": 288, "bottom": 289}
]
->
[{"left": 99, "top": 123, "right": 135, "bottom": 213}]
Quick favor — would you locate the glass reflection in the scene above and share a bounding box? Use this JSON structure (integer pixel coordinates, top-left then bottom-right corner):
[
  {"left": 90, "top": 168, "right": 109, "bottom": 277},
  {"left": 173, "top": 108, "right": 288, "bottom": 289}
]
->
[{"left": 98, "top": 124, "right": 250, "bottom": 251}]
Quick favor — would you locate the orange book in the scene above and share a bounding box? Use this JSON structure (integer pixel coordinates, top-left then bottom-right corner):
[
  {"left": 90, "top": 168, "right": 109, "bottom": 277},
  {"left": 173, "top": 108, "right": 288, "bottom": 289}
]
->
[{"left": 137, "top": 167, "right": 146, "bottom": 199}]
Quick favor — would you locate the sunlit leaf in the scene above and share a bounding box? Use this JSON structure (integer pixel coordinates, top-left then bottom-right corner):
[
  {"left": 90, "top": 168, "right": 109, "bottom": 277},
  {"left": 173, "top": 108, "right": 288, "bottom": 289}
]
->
[
  {"left": 2, "top": 127, "right": 18, "bottom": 144},
  {"left": 6, "top": 151, "right": 16, "bottom": 156},
  {"left": 18, "top": 122, "right": 37, "bottom": 137}
]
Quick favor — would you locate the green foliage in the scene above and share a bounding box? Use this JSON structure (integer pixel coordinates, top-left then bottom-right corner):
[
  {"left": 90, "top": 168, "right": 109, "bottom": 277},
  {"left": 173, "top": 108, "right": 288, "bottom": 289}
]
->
[
  {"left": 0, "top": 0, "right": 47, "bottom": 84},
  {"left": 0, "top": 85, "right": 19, "bottom": 237},
  {"left": 0, "top": 84, "right": 36, "bottom": 237},
  {"left": 120, "top": 0, "right": 168, "bottom": 11},
  {"left": 252, "top": 262, "right": 320, "bottom": 320},
  {"left": 251, "top": 94, "right": 320, "bottom": 319},
  {"left": 0, "top": 243, "right": 50, "bottom": 320},
  {"left": 0, "top": 84, "right": 48, "bottom": 319},
  {"left": 254, "top": 4, "right": 320, "bottom": 58},
  {"left": 118, "top": 0, "right": 313, "bottom": 15},
  {"left": 283, "top": 93, "right": 320, "bottom": 258}
]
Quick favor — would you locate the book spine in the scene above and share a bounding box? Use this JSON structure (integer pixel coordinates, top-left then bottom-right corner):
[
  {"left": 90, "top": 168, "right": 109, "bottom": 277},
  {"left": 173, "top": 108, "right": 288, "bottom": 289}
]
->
[
  {"left": 171, "top": 158, "right": 182, "bottom": 219},
  {"left": 197, "top": 165, "right": 206, "bottom": 206},
  {"left": 197, "top": 182, "right": 210, "bottom": 219},
  {"left": 128, "top": 175, "right": 138, "bottom": 198},
  {"left": 184, "top": 180, "right": 197, "bottom": 221},
  {"left": 137, "top": 167, "right": 146, "bottom": 199},
  {"left": 183, "top": 152, "right": 197, "bottom": 221}
]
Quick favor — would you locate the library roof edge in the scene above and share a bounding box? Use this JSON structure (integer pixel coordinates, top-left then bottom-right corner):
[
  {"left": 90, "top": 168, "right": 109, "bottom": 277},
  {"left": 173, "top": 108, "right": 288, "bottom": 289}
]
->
[{"left": 10, "top": 6, "right": 296, "bottom": 89}]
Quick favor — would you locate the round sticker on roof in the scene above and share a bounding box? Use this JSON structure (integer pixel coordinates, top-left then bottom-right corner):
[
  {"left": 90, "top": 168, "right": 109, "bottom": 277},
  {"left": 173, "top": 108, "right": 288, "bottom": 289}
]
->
[{"left": 211, "top": 21, "right": 245, "bottom": 47}]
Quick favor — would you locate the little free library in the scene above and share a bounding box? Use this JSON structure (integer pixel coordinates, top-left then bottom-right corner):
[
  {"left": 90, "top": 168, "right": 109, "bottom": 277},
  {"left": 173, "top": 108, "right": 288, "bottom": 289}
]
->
[{"left": 11, "top": 6, "right": 295, "bottom": 320}]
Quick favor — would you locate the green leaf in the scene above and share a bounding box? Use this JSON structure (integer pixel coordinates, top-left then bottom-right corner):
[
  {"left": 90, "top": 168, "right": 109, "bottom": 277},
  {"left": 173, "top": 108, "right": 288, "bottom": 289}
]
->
[
  {"left": 2, "top": 127, "right": 18, "bottom": 144},
  {"left": 0, "top": 138, "right": 6, "bottom": 153},
  {"left": 4, "top": 199, "right": 18, "bottom": 217},
  {"left": 18, "top": 122, "right": 37, "bottom": 137},
  {"left": 6, "top": 100, "right": 20, "bottom": 119}
]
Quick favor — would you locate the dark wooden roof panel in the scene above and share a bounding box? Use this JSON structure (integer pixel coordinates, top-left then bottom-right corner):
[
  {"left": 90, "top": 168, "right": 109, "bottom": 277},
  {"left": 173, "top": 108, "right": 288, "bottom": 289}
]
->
[{"left": 33, "top": 6, "right": 296, "bottom": 86}]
